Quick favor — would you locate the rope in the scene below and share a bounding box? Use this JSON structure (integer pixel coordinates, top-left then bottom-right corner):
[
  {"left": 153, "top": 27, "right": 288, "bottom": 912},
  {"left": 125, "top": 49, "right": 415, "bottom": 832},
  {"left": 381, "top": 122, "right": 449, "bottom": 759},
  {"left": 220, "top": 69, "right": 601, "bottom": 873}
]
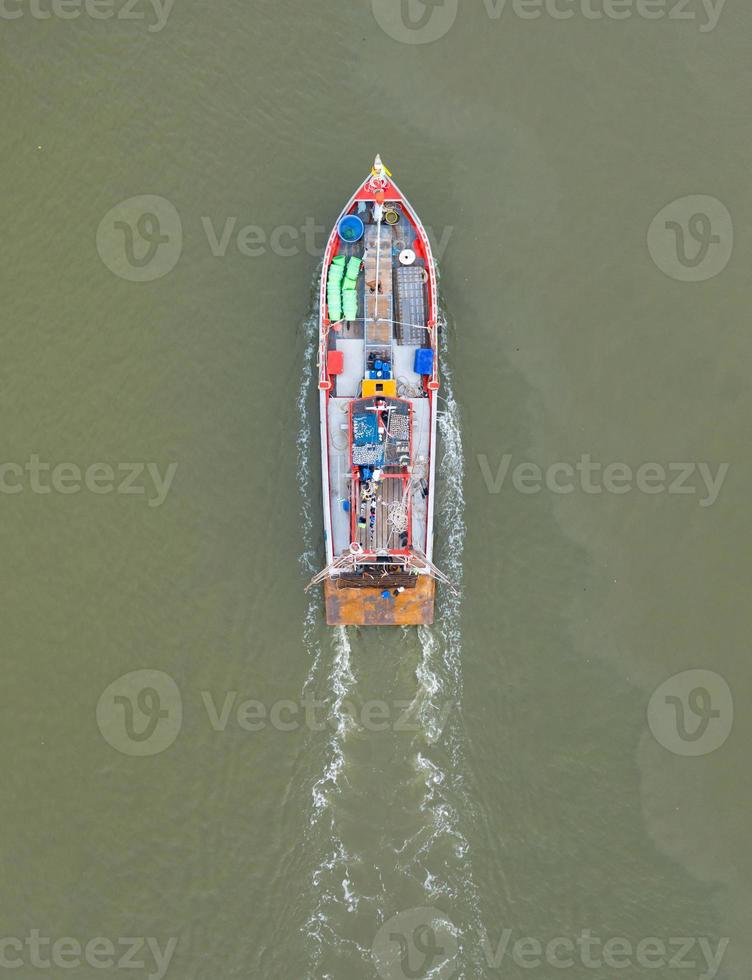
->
[
  {"left": 305, "top": 551, "right": 359, "bottom": 591},
  {"left": 397, "top": 377, "right": 423, "bottom": 399},
  {"left": 409, "top": 548, "right": 459, "bottom": 593},
  {"left": 387, "top": 483, "right": 411, "bottom": 534},
  {"left": 330, "top": 431, "right": 348, "bottom": 451},
  {"left": 410, "top": 457, "right": 427, "bottom": 482},
  {"left": 382, "top": 318, "right": 431, "bottom": 333},
  {"left": 330, "top": 316, "right": 431, "bottom": 333}
]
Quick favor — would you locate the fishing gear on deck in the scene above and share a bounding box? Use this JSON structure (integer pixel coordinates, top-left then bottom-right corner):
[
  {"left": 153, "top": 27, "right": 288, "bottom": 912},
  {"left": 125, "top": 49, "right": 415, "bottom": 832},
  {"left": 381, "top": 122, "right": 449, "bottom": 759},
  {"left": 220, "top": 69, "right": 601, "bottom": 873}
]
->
[{"left": 310, "top": 155, "right": 450, "bottom": 625}]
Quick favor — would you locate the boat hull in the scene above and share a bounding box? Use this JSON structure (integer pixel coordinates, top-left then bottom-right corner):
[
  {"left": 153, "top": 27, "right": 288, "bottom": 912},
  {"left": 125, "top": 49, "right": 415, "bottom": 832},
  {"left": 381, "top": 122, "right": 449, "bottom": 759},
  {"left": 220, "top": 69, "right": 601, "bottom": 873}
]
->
[{"left": 314, "top": 157, "right": 441, "bottom": 626}]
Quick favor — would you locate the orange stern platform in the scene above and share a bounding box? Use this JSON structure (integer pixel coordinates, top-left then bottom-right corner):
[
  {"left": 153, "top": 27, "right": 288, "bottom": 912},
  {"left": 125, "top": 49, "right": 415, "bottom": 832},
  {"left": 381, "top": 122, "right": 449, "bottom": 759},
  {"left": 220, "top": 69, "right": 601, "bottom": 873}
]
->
[{"left": 324, "top": 576, "right": 435, "bottom": 626}]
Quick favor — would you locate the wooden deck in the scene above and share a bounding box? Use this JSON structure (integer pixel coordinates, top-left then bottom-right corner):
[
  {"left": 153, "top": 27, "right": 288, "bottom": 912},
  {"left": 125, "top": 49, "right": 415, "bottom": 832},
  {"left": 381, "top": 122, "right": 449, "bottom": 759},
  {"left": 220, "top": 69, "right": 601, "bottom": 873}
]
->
[
  {"left": 354, "top": 476, "right": 410, "bottom": 552},
  {"left": 324, "top": 575, "right": 435, "bottom": 626},
  {"left": 364, "top": 224, "right": 394, "bottom": 331}
]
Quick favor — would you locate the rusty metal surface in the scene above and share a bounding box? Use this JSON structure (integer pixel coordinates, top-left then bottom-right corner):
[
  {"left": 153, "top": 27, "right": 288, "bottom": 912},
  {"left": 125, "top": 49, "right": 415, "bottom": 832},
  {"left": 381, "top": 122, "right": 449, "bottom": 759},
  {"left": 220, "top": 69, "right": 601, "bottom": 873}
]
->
[{"left": 324, "top": 576, "right": 435, "bottom": 626}]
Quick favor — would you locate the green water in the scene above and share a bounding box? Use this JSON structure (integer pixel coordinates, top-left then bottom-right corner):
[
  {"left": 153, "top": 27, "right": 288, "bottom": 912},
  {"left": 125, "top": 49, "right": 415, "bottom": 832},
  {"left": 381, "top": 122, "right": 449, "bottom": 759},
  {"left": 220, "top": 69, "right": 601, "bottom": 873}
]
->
[{"left": 3, "top": 1, "right": 750, "bottom": 978}]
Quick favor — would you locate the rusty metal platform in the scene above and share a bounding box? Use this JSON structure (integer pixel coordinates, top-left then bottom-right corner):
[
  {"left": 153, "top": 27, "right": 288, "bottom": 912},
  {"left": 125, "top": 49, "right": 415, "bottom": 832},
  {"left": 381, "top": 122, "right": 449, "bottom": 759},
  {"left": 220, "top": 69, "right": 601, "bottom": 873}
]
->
[{"left": 324, "top": 575, "right": 435, "bottom": 626}]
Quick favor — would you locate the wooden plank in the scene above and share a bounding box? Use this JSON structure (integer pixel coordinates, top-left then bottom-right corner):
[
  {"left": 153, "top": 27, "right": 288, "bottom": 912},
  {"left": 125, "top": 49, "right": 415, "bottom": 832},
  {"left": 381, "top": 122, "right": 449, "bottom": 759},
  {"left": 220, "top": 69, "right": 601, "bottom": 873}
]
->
[
  {"left": 324, "top": 575, "right": 435, "bottom": 626},
  {"left": 363, "top": 224, "right": 394, "bottom": 332},
  {"left": 366, "top": 320, "right": 391, "bottom": 344},
  {"left": 337, "top": 572, "right": 418, "bottom": 590}
]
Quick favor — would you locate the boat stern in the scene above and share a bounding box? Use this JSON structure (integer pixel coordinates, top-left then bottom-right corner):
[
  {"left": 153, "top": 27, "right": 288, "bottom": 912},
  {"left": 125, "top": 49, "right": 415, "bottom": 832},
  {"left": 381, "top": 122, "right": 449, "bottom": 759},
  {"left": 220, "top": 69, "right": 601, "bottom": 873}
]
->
[{"left": 324, "top": 575, "right": 435, "bottom": 626}]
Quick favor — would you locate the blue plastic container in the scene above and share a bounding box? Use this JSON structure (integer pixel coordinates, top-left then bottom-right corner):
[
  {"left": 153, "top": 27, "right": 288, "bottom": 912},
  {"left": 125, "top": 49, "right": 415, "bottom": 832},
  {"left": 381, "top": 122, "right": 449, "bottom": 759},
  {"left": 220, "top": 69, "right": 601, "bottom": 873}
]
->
[
  {"left": 337, "top": 215, "right": 364, "bottom": 243},
  {"left": 414, "top": 348, "right": 434, "bottom": 376}
]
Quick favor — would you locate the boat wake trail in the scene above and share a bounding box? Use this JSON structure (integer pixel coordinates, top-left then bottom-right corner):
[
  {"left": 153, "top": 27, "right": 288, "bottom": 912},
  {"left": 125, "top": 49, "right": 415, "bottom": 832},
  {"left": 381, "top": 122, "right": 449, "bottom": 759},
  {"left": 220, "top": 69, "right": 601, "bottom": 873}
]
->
[
  {"left": 295, "top": 292, "right": 485, "bottom": 977},
  {"left": 297, "top": 302, "right": 327, "bottom": 688},
  {"left": 405, "top": 311, "right": 487, "bottom": 977},
  {"left": 295, "top": 287, "right": 367, "bottom": 976},
  {"left": 296, "top": 301, "right": 319, "bottom": 584},
  {"left": 303, "top": 627, "right": 370, "bottom": 979}
]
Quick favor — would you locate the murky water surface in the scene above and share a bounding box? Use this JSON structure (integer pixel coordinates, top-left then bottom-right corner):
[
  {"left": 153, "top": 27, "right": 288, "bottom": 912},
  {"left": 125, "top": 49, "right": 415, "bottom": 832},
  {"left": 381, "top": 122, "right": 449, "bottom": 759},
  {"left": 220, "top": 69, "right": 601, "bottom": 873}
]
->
[{"left": 3, "top": 2, "right": 750, "bottom": 978}]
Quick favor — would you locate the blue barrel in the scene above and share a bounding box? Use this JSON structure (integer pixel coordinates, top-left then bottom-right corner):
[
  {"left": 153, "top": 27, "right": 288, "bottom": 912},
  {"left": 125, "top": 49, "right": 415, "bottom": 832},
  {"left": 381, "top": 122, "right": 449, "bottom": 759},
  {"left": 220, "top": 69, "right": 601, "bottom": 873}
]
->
[
  {"left": 414, "top": 348, "right": 434, "bottom": 376},
  {"left": 338, "top": 214, "right": 364, "bottom": 243}
]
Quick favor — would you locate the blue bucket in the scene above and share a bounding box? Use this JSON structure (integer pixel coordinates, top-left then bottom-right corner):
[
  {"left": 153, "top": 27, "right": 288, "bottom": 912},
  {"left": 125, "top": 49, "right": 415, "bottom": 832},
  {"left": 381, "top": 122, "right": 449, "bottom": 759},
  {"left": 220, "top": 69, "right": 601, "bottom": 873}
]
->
[{"left": 338, "top": 214, "right": 364, "bottom": 243}]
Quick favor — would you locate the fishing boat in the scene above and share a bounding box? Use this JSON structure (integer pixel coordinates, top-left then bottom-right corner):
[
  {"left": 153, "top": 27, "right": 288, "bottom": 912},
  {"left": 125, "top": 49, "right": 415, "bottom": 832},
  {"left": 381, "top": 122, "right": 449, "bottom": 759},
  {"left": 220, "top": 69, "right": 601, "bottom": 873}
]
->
[{"left": 307, "top": 155, "right": 453, "bottom": 626}]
